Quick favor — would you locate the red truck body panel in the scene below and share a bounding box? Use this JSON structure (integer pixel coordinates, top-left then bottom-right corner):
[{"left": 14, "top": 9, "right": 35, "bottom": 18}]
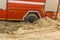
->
[{"left": 0, "top": 0, "right": 59, "bottom": 20}]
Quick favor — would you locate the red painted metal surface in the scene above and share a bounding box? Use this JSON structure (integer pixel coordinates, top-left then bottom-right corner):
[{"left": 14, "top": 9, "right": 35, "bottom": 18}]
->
[
  {"left": 0, "top": 10, "right": 6, "bottom": 20},
  {"left": 0, "top": 0, "right": 58, "bottom": 20},
  {"left": 17, "top": 0, "right": 45, "bottom": 2},
  {"left": 7, "top": 0, "right": 45, "bottom": 20},
  {"left": 7, "top": 3, "right": 45, "bottom": 19}
]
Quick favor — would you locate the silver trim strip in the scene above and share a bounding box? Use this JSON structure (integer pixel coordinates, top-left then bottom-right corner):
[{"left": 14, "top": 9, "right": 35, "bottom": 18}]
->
[{"left": 8, "top": 1, "right": 45, "bottom": 5}]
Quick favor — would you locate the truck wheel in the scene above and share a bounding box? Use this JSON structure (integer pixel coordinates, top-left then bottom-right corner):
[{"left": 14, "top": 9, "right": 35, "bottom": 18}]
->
[{"left": 24, "top": 14, "right": 38, "bottom": 23}]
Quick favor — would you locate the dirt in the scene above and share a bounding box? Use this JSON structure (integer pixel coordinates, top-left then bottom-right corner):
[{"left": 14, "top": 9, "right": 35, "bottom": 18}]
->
[{"left": 0, "top": 9, "right": 60, "bottom": 40}]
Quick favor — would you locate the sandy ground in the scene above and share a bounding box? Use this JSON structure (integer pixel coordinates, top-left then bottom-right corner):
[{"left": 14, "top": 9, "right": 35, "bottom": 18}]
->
[{"left": 0, "top": 10, "right": 60, "bottom": 40}]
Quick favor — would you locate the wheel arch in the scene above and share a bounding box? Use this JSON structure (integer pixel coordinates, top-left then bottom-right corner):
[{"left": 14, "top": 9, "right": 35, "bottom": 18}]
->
[{"left": 23, "top": 10, "right": 41, "bottom": 20}]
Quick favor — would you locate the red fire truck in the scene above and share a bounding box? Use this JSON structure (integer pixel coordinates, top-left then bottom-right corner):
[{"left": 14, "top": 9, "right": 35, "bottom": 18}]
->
[{"left": 0, "top": 0, "right": 59, "bottom": 23}]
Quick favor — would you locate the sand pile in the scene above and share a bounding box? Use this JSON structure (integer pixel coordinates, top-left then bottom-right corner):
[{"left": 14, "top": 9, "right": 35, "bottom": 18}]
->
[
  {"left": 20, "top": 17, "right": 60, "bottom": 30},
  {"left": 35, "top": 17, "right": 60, "bottom": 30},
  {"left": 10, "top": 17, "right": 60, "bottom": 35}
]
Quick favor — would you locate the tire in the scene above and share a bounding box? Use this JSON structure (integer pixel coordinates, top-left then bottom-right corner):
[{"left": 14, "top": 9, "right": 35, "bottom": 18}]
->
[{"left": 24, "top": 13, "right": 38, "bottom": 23}]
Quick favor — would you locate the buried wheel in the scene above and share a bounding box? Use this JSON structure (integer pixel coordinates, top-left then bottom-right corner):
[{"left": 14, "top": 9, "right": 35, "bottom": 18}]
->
[{"left": 24, "top": 13, "right": 39, "bottom": 23}]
